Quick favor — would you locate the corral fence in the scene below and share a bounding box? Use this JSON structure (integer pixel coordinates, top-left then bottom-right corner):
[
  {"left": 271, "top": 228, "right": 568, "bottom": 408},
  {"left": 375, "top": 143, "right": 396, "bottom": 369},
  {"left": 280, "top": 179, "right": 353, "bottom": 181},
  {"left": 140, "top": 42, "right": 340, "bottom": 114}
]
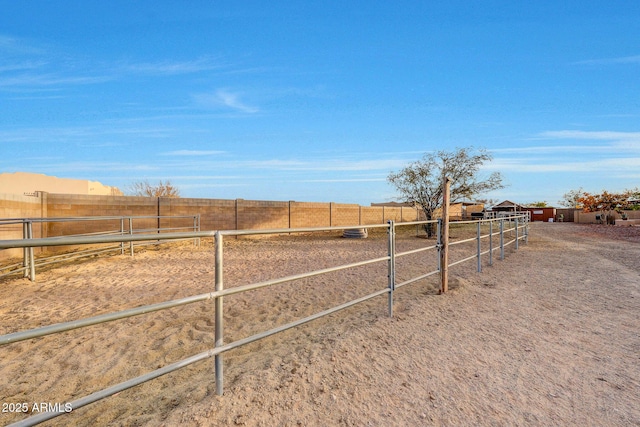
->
[
  {"left": 0, "top": 214, "right": 529, "bottom": 427},
  {"left": 0, "top": 215, "right": 200, "bottom": 281}
]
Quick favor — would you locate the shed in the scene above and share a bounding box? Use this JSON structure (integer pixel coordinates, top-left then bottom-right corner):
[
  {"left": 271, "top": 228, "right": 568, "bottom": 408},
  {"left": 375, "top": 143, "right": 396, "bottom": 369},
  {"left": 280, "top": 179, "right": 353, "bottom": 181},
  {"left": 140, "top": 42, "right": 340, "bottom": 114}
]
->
[
  {"left": 524, "top": 207, "right": 557, "bottom": 222},
  {"left": 491, "top": 200, "right": 526, "bottom": 213},
  {"left": 433, "top": 202, "right": 484, "bottom": 220}
]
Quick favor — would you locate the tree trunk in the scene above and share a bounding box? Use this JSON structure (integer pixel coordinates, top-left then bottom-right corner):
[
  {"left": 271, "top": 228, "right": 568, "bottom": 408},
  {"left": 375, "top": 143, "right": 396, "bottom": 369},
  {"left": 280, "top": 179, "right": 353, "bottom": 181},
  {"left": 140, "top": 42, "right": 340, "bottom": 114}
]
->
[{"left": 423, "top": 212, "right": 434, "bottom": 238}]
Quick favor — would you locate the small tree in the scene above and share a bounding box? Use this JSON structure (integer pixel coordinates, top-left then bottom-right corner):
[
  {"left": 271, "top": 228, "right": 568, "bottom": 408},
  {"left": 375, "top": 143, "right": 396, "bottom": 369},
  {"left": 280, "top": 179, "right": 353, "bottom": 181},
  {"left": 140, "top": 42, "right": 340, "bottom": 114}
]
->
[
  {"left": 127, "top": 180, "right": 181, "bottom": 198},
  {"left": 628, "top": 187, "right": 640, "bottom": 210},
  {"left": 387, "top": 147, "right": 504, "bottom": 237},
  {"left": 578, "top": 189, "right": 635, "bottom": 224},
  {"left": 527, "top": 201, "right": 549, "bottom": 208},
  {"left": 559, "top": 188, "right": 584, "bottom": 208}
]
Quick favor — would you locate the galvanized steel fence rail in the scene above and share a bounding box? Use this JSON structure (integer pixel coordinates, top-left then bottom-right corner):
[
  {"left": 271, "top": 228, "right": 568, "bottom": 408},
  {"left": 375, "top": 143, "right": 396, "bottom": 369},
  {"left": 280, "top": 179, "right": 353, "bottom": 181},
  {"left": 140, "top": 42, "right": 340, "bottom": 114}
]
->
[
  {"left": 0, "top": 215, "right": 200, "bottom": 281},
  {"left": 0, "top": 215, "right": 528, "bottom": 426}
]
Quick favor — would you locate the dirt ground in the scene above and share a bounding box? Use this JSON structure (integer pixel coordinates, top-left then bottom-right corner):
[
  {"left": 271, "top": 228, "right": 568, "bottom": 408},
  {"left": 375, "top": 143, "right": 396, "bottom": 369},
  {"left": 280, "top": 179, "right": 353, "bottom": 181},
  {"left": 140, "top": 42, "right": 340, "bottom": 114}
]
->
[{"left": 0, "top": 222, "right": 639, "bottom": 426}]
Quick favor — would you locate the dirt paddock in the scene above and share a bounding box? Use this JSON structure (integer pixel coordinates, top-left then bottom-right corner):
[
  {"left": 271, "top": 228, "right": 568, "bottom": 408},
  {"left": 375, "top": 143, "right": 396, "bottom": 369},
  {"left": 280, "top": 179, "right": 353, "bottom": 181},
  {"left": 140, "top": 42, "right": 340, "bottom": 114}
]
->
[{"left": 1, "top": 222, "right": 639, "bottom": 426}]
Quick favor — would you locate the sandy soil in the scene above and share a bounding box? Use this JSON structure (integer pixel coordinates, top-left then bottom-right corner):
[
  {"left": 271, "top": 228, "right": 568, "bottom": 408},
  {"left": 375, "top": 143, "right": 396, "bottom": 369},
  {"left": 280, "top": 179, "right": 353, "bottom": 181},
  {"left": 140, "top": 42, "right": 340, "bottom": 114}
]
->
[{"left": 0, "top": 222, "right": 639, "bottom": 426}]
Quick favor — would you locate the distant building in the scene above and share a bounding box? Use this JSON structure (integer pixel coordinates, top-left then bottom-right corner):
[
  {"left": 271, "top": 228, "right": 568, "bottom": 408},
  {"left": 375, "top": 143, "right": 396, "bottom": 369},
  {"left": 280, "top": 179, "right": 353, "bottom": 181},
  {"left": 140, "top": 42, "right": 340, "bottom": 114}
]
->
[
  {"left": 375, "top": 201, "right": 485, "bottom": 220},
  {"left": 0, "top": 172, "right": 123, "bottom": 196},
  {"left": 523, "top": 207, "right": 557, "bottom": 222},
  {"left": 370, "top": 202, "right": 414, "bottom": 207},
  {"left": 434, "top": 202, "right": 484, "bottom": 220},
  {"left": 490, "top": 200, "right": 560, "bottom": 222},
  {"left": 491, "top": 200, "right": 526, "bottom": 213}
]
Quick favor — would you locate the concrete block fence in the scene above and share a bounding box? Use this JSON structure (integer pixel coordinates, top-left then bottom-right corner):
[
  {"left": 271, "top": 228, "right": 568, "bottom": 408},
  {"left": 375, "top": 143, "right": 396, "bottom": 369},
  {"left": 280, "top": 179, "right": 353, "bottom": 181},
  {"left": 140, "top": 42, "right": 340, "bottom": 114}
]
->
[{"left": 0, "top": 192, "right": 421, "bottom": 259}]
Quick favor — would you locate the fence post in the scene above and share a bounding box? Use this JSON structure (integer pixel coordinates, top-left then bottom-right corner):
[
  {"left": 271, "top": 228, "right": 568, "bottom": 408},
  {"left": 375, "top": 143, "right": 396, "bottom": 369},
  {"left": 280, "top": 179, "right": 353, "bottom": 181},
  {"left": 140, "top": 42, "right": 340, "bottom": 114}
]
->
[
  {"left": 489, "top": 220, "right": 493, "bottom": 266},
  {"left": 27, "top": 220, "right": 35, "bottom": 281},
  {"left": 440, "top": 177, "right": 450, "bottom": 294},
  {"left": 22, "top": 221, "right": 29, "bottom": 279},
  {"left": 476, "top": 220, "right": 482, "bottom": 272},
  {"left": 387, "top": 221, "right": 395, "bottom": 318},
  {"left": 120, "top": 218, "right": 125, "bottom": 255},
  {"left": 214, "top": 231, "right": 224, "bottom": 396},
  {"left": 436, "top": 219, "right": 442, "bottom": 272},
  {"left": 515, "top": 217, "right": 519, "bottom": 250},
  {"left": 129, "top": 218, "right": 134, "bottom": 257},
  {"left": 194, "top": 215, "right": 201, "bottom": 248},
  {"left": 500, "top": 219, "right": 505, "bottom": 260}
]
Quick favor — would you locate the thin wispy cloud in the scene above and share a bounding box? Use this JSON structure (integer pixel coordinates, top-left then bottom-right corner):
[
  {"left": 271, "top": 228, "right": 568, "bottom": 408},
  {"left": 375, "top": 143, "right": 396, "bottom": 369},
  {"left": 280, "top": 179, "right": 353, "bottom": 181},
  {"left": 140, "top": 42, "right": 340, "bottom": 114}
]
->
[
  {"left": 213, "top": 89, "right": 259, "bottom": 113},
  {"left": 192, "top": 89, "right": 259, "bottom": 114},
  {"left": 292, "top": 159, "right": 407, "bottom": 172},
  {"left": 487, "top": 158, "right": 590, "bottom": 173},
  {"left": 178, "top": 157, "right": 408, "bottom": 173},
  {"left": 0, "top": 73, "right": 111, "bottom": 88},
  {"left": 167, "top": 175, "right": 246, "bottom": 180},
  {"left": 122, "top": 56, "right": 226, "bottom": 75},
  {"left": 487, "top": 130, "right": 640, "bottom": 180},
  {"left": 534, "top": 130, "right": 640, "bottom": 154},
  {"left": 123, "top": 154, "right": 405, "bottom": 175},
  {"left": 0, "top": 35, "right": 45, "bottom": 55},
  {"left": 0, "top": 125, "right": 181, "bottom": 147},
  {"left": 1, "top": 38, "right": 231, "bottom": 90},
  {"left": 538, "top": 130, "right": 640, "bottom": 141},
  {"left": 160, "top": 150, "right": 226, "bottom": 156},
  {"left": 491, "top": 145, "right": 606, "bottom": 155},
  {"left": 301, "top": 178, "right": 386, "bottom": 183},
  {"left": 23, "top": 161, "right": 157, "bottom": 174},
  {"left": 180, "top": 182, "right": 248, "bottom": 190},
  {"left": 487, "top": 156, "right": 640, "bottom": 174},
  {"left": 0, "top": 61, "right": 48, "bottom": 73},
  {"left": 575, "top": 55, "right": 640, "bottom": 65},
  {"left": 8, "top": 94, "right": 66, "bottom": 100},
  {"left": 0, "top": 35, "right": 104, "bottom": 90}
]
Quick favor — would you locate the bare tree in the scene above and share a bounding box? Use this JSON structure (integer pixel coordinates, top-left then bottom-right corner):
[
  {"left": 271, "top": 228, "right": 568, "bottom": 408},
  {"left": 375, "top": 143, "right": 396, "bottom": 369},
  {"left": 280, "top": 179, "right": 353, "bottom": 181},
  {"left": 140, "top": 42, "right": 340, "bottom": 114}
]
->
[
  {"left": 127, "top": 180, "right": 181, "bottom": 198},
  {"left": 559, "top": 187, "right": 584, "bottom": 208},
  {"left": 473, "top": 198, "right": 499, "bottom": 209},
  {"left": 387, "top": 147, "right": 504, "bottom": 237}
]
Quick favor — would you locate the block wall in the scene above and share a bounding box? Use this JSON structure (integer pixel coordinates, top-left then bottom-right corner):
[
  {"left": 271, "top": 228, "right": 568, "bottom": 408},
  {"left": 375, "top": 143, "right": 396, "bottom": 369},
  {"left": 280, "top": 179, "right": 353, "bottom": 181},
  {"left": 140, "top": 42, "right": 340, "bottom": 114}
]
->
[
  {"left": 0, "top": 193, "right": 45, "bottom": 259},
  {"left": 331, "top": 203, "right": 361, "bottom": 227},
  {"left": 402, "top": 206, "right": 419, "bottom": 222},
  {"left": 237, "top": 199, "right": 290, "bottom": 230},
  {"left": 290, "top": 202, "right": 331, "bottom": 228},
  {"left": 45, "top": 194, "right": 158, "bottom": 237},
  {"left": 161, "top": 197, "right": 236, "bottom": 231},
  {"left": 2, "top": 193, "right": 423, "bottom": 233},
  {"left": 1, "top": 192, "right": 422, "bottom": 260},
  {"left": 360, "top": 206, "right": 384, "bottom": 225}
]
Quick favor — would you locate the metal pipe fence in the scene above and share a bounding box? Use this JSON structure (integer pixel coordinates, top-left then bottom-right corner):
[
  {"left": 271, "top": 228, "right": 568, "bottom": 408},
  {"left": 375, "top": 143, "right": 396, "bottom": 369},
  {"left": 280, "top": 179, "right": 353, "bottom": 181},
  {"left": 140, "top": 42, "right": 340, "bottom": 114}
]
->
[
  {"left": 0, "top": 215, "right": 200, "bottom": 281},
  {"left": 448, "top": 216, "right": 528, "bottom": 268},
  {"left": 0, "top": 214, "right": 528, "bottom": 426}
]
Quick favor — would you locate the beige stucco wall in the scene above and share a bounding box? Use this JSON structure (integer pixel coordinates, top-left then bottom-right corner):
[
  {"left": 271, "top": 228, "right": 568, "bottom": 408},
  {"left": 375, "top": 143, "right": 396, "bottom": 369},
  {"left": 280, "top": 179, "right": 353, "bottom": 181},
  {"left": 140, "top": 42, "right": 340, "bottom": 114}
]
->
[
  {"left": 575, "top": 209, "right": 640, "bottom": 223},
  {"left": 0, "top": 172, "right": 122, "bottom": 196}
]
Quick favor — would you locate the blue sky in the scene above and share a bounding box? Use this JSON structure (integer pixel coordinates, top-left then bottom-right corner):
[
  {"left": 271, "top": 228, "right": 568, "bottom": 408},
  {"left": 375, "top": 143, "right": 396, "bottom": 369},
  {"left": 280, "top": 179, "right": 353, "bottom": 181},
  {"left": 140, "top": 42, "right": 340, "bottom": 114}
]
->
[{"left": 1, "top": 1, "right": 639, "bottom": 206}]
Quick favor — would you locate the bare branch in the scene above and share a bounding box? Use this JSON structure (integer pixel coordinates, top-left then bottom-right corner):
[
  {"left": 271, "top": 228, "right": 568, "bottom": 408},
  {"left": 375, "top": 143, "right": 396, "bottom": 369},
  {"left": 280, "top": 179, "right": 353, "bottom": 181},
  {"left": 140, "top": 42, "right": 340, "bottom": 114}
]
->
[
  {"left": 387, "top": 146, "right": 505, "bottom": 226},
  {"left": 126, "top": 180, "right": 181, "bottom": 198}
]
